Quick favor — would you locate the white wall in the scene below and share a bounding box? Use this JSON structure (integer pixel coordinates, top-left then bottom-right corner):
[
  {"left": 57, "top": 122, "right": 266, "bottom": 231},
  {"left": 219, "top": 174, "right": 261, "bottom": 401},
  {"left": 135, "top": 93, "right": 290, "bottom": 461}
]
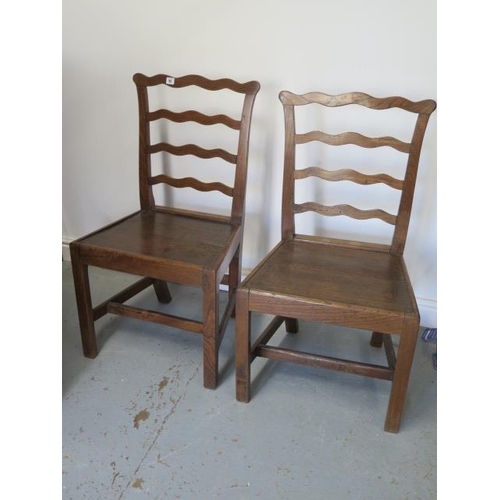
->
[{"left": 62, "top": 0, "right": 437, "bottom": 326}]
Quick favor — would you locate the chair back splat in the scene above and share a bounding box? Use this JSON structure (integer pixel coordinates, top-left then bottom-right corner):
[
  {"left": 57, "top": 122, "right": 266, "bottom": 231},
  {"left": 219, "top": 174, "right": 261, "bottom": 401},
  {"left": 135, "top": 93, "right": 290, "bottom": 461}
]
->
[
  {"left": 235, "top": 89, "right": 436, "bottom": 433},
  {"left": 70, "top": 73, "right": 260, "bottom": 389}
]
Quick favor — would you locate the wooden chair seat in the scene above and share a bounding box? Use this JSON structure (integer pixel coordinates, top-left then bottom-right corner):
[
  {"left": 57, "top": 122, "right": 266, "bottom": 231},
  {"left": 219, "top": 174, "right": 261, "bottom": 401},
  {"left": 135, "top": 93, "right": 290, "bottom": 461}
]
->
[
  {"left": 77, "top": 210, "right": 239, "bottom": 286},
  {"left": 244, "top": 239, "right": 417, "bottom": 325}
]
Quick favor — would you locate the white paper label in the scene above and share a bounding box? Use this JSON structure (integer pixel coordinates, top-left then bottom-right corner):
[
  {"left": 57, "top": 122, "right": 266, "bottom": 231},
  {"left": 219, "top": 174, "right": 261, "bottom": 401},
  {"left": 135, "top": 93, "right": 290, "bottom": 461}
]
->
[{"left": 166, "top": 77, "right": 175, "bottom": 85}]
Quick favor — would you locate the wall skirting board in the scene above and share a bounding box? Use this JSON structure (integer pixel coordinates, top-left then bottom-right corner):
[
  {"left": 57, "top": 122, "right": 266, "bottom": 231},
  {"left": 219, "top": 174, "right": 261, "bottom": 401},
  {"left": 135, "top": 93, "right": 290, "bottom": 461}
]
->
[
  {"left": 62, "top": 241, "right": 437, "bottom": 328},
  {"left": 414, "top": 297, "right": 437, "bottom": 329},
  {"left": 62, "top": 238, "right": 72, "bottom": 262}
]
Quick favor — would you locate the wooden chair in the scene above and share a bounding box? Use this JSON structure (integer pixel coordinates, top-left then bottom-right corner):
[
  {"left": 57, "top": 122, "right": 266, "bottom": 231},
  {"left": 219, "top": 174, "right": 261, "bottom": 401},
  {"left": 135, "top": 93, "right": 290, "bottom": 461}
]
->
[
  {"left": 235, "top": 90, "right": 436, "bottom": 432},
  {"left": 70, "top": 73, "right": 260, "bottom": 388}
]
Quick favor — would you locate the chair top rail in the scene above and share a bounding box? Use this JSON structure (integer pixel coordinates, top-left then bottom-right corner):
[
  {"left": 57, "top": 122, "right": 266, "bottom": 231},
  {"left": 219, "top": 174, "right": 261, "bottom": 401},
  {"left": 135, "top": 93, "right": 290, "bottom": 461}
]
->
[
  {"left": 280, "top": 90, "right": 436, "bottom": 114},
  {"left": 134, "top": 73, "right": 260, "bottom": 95}
]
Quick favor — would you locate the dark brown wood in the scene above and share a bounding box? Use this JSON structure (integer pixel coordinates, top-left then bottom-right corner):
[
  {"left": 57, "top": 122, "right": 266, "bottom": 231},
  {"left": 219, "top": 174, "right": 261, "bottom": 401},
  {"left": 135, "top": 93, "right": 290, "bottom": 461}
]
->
[
  {"left": 279, "top": 90, "right": 436, "bottom": 114},
  {"left": 284, "top": 317, "right": 298, "bottom": 333},
  {"left": 148, "top": 109, "right": 241, "bottom": 130},
  {"left": 255, "top": 345, "right": 394, "bottom": 381},
  {"left": 148, "top": 143, "right": 237, "bottom": 164},
  {"left": 235, "top": 288, "right": 251, "bottom": 402},
  {"left": 107, "top": 303, "right": 204, "bottom": 333},
  {"left": 281, "top": 102, "right": 296, "bottom": 240},
  {"left": 293, "top": 202, "right": 397, "bottom": 225},
  {"left": 133, "top": 73, "right": 260, "bottom": 94},
  {"left": 202, "top": 271, "right": 218, "bottom": 388},
  {"left": 152, "top": 280, "right": 172, "bottom": 304},
  {"left": 70, "top": 72, "right": 260, "bottom": 389},
  {"left": 149, "top": 174, "right": 233, "bottom": 197},
  {"left": 295, "top": 167, "right": 404, "bottom": 190},
  {"left": 70, "top": 245, "right": 98, "bottom": 358},
  {"left": 391, "top": 112, "right": 433, "bottom": 255},
  {"left": 251, "top": 316, "right": 286, "bottom": 360},
  {"left": 93, "top": 277, "right": 155, "bottom": 320},
  {"left": 296, "top": 130, "right": 410, "bottom": 153},
  {"left": 383, "top": 334, "right": 397, "bottom": 370},
  {"left": 236, "top": 89, "right": 435, "bottom": 433},
  {"left": 370, "top": 331, "right": 384, "bottom": 347},
  {"left": 384, "top": 317, "right": 419, "bottom": 432},
  {"left": 217, "top": 293, "right": 236, "bottom": 348}
]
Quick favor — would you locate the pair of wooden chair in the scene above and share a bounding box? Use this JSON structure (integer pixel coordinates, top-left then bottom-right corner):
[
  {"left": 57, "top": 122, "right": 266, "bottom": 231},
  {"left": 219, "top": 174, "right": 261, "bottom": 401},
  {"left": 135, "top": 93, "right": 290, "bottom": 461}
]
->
[{"left": 69, "top": 73, "right": 436, "bottom": 432}]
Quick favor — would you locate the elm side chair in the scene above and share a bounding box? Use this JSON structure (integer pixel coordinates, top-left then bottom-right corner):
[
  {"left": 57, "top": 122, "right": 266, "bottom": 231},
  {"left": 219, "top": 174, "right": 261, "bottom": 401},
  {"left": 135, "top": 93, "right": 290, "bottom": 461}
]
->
[
  {"left": 70, "top": 73, "right": 260, "bottom": 389},
  {"left": 235, "top": 90, "right": 436, "bottom": 433}
]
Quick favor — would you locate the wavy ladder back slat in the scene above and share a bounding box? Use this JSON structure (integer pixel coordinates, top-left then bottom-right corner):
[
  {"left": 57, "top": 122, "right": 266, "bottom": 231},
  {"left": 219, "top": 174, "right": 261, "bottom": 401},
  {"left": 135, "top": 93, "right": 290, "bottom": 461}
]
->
[{"left": 279, "top": 90, "right": 436, "bottom": 255}]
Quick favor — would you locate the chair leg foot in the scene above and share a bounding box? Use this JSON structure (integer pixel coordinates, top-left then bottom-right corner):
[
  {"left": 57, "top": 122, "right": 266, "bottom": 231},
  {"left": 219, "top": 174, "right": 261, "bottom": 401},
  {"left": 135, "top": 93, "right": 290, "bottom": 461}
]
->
[
  {"left": 285, "top": 318, "right": 299, "bottom": 333},
  {"left": 83, "top": 349, "right": 99, "bottom": 359},
  {"left": 203, "top": 364, "right": 218, "bottom": 390},
  {"left": 202, "top": 330, "right": 219, "bottom": 389},
  {"left": 153, "top": 280, "right": 172, "bottom": 303},
  {"left": 370, "top": 331, "right": 384, "bottom": 348}
]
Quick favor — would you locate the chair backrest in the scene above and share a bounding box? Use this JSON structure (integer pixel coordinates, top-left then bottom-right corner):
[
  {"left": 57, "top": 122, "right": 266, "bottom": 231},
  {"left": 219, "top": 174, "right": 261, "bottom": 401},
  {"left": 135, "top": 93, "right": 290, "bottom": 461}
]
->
[
  {"left": 133, "top": 73, "right": 260, "bottom": 225},
  {"left": 279, "top": 91, "right": 436, "bottom": 255}
]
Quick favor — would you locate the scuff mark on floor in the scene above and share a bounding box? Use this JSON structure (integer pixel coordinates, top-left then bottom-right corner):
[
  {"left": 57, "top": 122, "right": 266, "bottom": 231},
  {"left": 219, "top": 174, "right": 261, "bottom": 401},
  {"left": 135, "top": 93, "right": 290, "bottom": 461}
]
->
[
  {"left": 158, "top": 376, "right": 169, "bottom": 393},
  {"left": 132, "top": 477, "right": 144, "bottom": 489},
  {"left": 134, "top": 409, "right": 150, "bottom": 429}
]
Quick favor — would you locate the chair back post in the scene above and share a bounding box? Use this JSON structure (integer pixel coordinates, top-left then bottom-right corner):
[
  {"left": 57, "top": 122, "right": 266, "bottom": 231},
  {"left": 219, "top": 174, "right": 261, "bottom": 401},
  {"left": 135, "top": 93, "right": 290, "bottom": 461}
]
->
[
  {"left": 279, "top": 92, "right": 297, "bottom": 240},
  {"left": 133, "top": 74, "right": 155, "bottom": 210},
  {"left": 390, "top": 109, "right": 435, "bottom": 255},
  {"left": 231, "top": 84, "right": 260, "bottom": 226}
]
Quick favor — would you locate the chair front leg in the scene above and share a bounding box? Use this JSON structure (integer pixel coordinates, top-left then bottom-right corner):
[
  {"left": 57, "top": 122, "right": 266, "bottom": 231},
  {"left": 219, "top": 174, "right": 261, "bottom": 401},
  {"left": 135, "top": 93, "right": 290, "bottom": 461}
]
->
[
  {"left": 235, "top": 288, "right": 251, "bottom": 402},
  {"left": 202, "top": 271, "right": 219, "bottom": 389},
  {"left": 384, "top": 317, "right": 419, "bottom": 433},
  {"left": 70, "top": 245, "right": 98, "bottom": 358}
]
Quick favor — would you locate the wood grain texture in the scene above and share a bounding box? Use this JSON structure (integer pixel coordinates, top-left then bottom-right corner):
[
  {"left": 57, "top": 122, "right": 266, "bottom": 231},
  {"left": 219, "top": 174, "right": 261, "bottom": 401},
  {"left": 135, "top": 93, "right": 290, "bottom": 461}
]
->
[
  {"left": 279, "top": 90, "right": 436, "bottom": 114},
  {"left": 107, "top": 302, "right": 204, "bottom": 333},
  {"left": 148, "top": 109, "right": 240, "bottom": 130},
  {"left": 295, "top": 167, "right": 403, "bottom": 189},
  {"left": 296, "top": 131, "right": 410, "bottom": 153},
  {"left": 149, "top": 174, "right": 233, "bottom": 197},
  {"left": 148, "top": 143, "right": 237, "bottom": 164},
  {"left": 293, "top": 202, "right": 397, "bottom": 224},
  {"left": 133, "top": 73, "right": 260, "bottom": 94}
]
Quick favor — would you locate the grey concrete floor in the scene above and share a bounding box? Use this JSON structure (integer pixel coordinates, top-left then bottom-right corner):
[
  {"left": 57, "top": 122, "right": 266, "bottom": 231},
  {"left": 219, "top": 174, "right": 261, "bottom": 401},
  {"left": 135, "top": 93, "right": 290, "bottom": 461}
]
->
[{"left": 62, "top": 262, "right": 437, "bottom": 499}]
